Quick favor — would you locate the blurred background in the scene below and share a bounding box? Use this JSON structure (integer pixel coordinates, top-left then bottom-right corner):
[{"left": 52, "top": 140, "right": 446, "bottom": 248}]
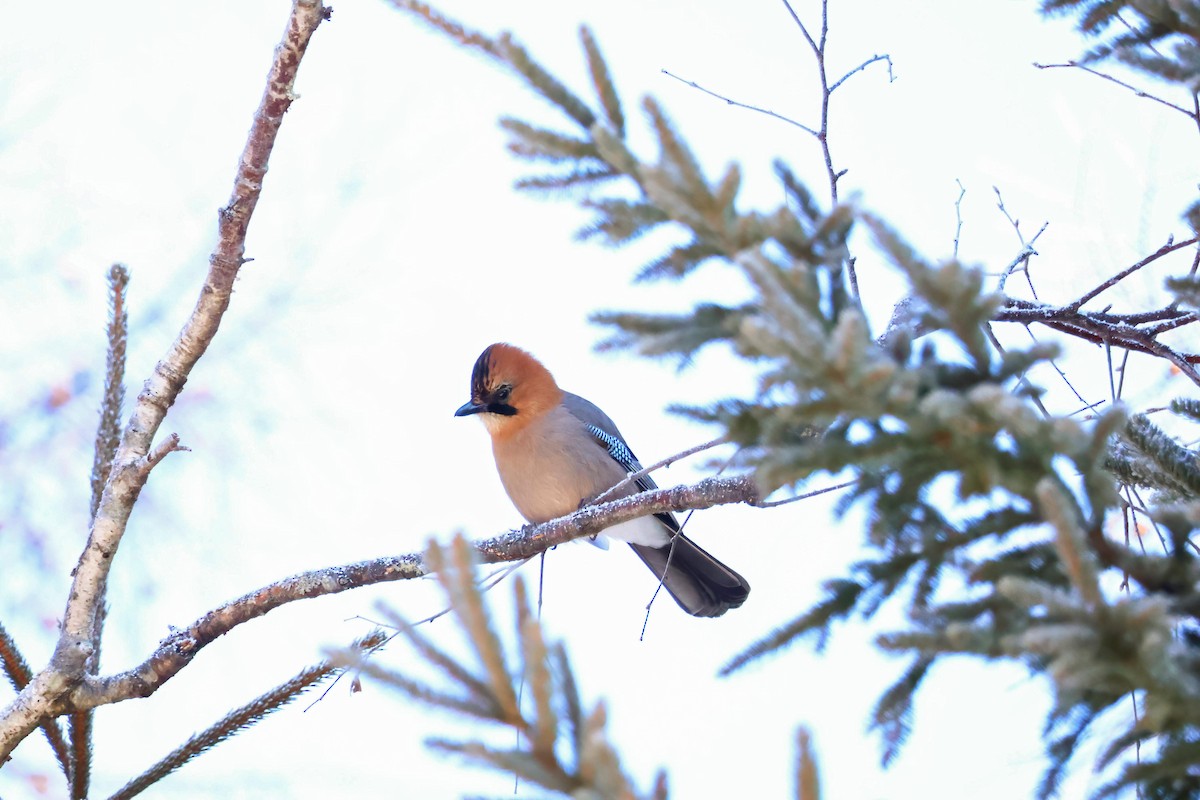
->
[{"left": 1, "top": 1, "right": 1195, "bottom": 796}]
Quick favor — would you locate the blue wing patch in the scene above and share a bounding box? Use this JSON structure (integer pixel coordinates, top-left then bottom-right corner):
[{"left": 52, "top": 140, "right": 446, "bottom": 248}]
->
[
  {"left": 586, "top": 424, "right": 639, "bottom": 472},
  {"left": 585, "top": 421, "right": 677, "bottom": 533}
]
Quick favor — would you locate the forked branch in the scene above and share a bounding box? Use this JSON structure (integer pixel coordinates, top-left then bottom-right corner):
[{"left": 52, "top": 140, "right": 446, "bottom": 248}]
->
[{"left": 0, "top": 0, "right": 331, "bottom": 764}]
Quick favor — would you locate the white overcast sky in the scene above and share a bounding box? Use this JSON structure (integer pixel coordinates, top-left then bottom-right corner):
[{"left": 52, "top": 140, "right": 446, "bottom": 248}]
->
[{"left": 1, "top": 1, "right": 1196, "bottom": 798}]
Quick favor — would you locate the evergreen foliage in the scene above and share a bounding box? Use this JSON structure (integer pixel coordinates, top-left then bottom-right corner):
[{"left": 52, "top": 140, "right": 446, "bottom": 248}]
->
[
  {"left": 109, "top": 630, "right": 387, "bottom": 799},
  {"left": 338, "top": 536, "right": 673, "bottom": 800},
  {"left": 1042, "top": 0, "right": 1200, "bottom": 89},
  {"left": 393, "top": 1, "right": 1200, "bottom": 796}
]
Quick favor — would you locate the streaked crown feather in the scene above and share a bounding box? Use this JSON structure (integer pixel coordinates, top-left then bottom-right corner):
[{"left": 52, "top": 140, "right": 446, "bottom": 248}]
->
[{"left": 467, "top": 343, "right": 563, "bottom": 436}]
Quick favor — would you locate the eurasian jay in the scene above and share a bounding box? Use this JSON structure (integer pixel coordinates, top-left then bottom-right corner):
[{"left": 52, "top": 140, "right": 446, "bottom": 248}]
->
[{"left": 455, "top": 343, "right": 750, "bottom": 617}]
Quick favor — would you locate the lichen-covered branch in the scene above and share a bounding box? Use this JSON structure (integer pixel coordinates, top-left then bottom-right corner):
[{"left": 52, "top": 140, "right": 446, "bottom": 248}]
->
[{"left": 67, "top": 474, "right": 758, "bottom": 711}]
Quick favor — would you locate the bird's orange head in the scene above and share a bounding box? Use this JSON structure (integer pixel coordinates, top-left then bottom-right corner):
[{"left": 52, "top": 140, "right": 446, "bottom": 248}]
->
[{"left": 454, "top": 343, "right": 564, "bottom": 438}]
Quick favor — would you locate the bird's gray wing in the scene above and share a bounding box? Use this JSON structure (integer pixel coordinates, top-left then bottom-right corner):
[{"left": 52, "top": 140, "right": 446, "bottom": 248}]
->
[
  {"left": 562, "top": 394, "right": 748, "bottom": 616},
  {"left": 561, "top": 391, "right": 677, "bottom": 532}
]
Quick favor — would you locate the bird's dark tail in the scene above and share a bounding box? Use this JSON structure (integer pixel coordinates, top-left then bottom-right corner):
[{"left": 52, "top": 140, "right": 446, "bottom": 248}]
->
[{"left": 629, "top": 534, "right": 750, "bottom": 617}]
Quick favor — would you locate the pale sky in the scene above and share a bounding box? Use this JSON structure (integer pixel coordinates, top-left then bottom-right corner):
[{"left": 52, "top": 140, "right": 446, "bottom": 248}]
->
[{"left": 1, "top": 1, "right": 1195, "bottom": 798}]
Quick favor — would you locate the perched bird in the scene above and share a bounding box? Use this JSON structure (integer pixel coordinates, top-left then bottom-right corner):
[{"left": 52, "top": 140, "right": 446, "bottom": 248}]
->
[{"left": 454, "top": 343, "right": 749, "bottom": 617}]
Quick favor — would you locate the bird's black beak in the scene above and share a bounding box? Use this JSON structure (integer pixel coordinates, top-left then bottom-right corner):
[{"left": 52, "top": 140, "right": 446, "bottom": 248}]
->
[{"left": 454, "top": 400, "right": 485, "bottom": 417}]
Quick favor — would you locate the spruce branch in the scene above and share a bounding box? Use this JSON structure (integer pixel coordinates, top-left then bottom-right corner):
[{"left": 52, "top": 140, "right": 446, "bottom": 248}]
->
[
  {"left": 868, "top": 656, "right": 933, "bottom": 767},
  {"left": 1039, "top": 705, "right": 1102, "bottom": 800},
  {"left": 496, "top": 32, "right": 597, "bottom": 131},
  {"left": 375, "top": 606, "right": 497, "bottom": 711},
  {"left": 499, "top": 118, "right": 601, "bottom": 163},
  {"left": 109, "top": 631, "right": 387, "bottom": 800},
  {"left": 67, "top": 706, "right": 91, "bottom": 800},
  {"left": 386, "top": 2, "right": 1200, "bottom": 794},
  {"left": 1123, "top": 414, "right": 1200, "bottom": 497},
  {"left": 389, "top": 0, "right": 501, "bottom": 57},
  {"left": 1170, "top": 274, "right": 1200, "bottom": 309},
  {"left": 0, "top": 621, "right": 32, "bottom": 696},
  {"left": 0, "top": 621, "right": 71, "bottom": 779},
  {"left": 580, "top": 26, "right": 624, "bottom": 138},
  {"left": 90, "top": 263, "right": 129, "bottom": 521},
  {"left": 1039, "top": 478, "right": 1104, "bottom": 608},
  {"left": 336, "top": 536, "right": 660, "bottom": 798},
  {"left": 1172, "top": 396, "right": 1200, "bottom": 423},
  {"left": 427, "top": 537, "right": 522, "bottom": 724},
  {"left": 77, "top": 261, "right": 127, "bottom": 796},
  {"left": 515, "top": 166, "right": 621, "bottom": 193}
]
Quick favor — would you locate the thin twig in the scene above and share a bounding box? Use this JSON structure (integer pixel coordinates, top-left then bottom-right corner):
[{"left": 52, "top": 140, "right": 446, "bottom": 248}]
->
[
  {"left": 142, "top": 433, "right": 189, "bottom": 473},
  {"left": 829, "top": 53, "right": 894, "bottom": 93},
  {"left": 1115, "top": 347, "right": 1130, "bottom": 401},
  {"left": 952, "top": 179, "right": 966, "bottom": 260},
  {"left": 753, "top": 478, "right": 857, "bottom": 508},
  {"left": 592, "top": 436, "right": 728, "bottom": 504},
  {"left": 412, "top": 558, "right": 535, "bottom": 628},
  {"left": 1066, "top": 235, "right": 1200, "bottom": 312},
  {"left": 1034, "top": 61, "right": 1198, "bottom": 121},
  {"left": 993, "top": 186, "right": 1048, "bottom": 296},
  {"left": 781, "top": 0, "right": 819, "bottom": 54},
  {"left": 986, "top": 324, "right": 1051, "bottom": 419},
  {"left": 1116, "top": 12, "right": 1165, "bottom": 60},
  {"left": 307, "top": 559, "right": 536, "bottom": 713},
  {"left": 1022, "top": 325, "right": 1093, "bottom": 412},
  {"left": 660, "top": 69, "right": 816, "bottom": 136},
  {"left": 640, "top": 444, "right": 742, "bottom": 638}
]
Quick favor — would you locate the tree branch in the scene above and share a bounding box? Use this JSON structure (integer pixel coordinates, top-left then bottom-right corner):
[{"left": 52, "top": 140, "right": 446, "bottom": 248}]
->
[
  {"left": 591, "top": 436, "right": 728, "bottom": 504},
  {"left": 995, "top": 299, "right": 1200, "bottom": 385},
  {"left": 1065, "top": 236, "right": 1200, "bottom": 312},
  {"left": 829, "top": 53, "right": 893, "bottom": 94},
  {"left": 1034, "top": 61, "right": 1199, "bottom": 121},
  {"left": 660, "top": 69, "right": 816, "bottom": 135},
  {"left": 0, "top": 0, "right": 330, "bottom": 763},
  {"left": 69, "top": 475, "right": 759, "bottom": 710}
]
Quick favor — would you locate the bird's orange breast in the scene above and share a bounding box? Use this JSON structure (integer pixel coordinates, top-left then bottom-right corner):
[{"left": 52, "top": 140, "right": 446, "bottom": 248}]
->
[{"left": 491, "top": 404, "right": 629, "bottom": 524}]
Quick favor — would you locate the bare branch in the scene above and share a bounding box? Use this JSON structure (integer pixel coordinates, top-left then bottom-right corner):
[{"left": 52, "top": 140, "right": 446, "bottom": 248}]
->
[
  {"left": 57, "top": 475, "right": 758, "bottom": 714},
  {"left": 780, "top": 0, "right": 819, "bottom": 56},
  {"left": 0, "top": 0, "right": 330, "bottom": 763},
  {"left": 1065, "top": 236, "right": 1200, "bottom": 312},
  {"left": 1034, "top": 61, "right": 1199, "bottom": 121},
  {"left": 753, "top": 479, "right": 856, "bottom": 508},
  {"left": 995, "top": 299, "right": 1200, "bottom": 385},
  {"left": 993, "top": 186, "right": 1049, "bottom": 296},
  {"left": 829, "top": 53, "right": 894, "bottom": 93},
  {"left": 952, "top": 179, "right": 966, "bottom": 259},
  {"left": 660, "top": 70, "right": 817, "bottom": 136}
]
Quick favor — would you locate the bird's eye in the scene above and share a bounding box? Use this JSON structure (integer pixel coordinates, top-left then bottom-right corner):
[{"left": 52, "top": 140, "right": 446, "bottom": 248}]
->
[{"left": 495, "top": 385, "right": 512, "bottom": 402}]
